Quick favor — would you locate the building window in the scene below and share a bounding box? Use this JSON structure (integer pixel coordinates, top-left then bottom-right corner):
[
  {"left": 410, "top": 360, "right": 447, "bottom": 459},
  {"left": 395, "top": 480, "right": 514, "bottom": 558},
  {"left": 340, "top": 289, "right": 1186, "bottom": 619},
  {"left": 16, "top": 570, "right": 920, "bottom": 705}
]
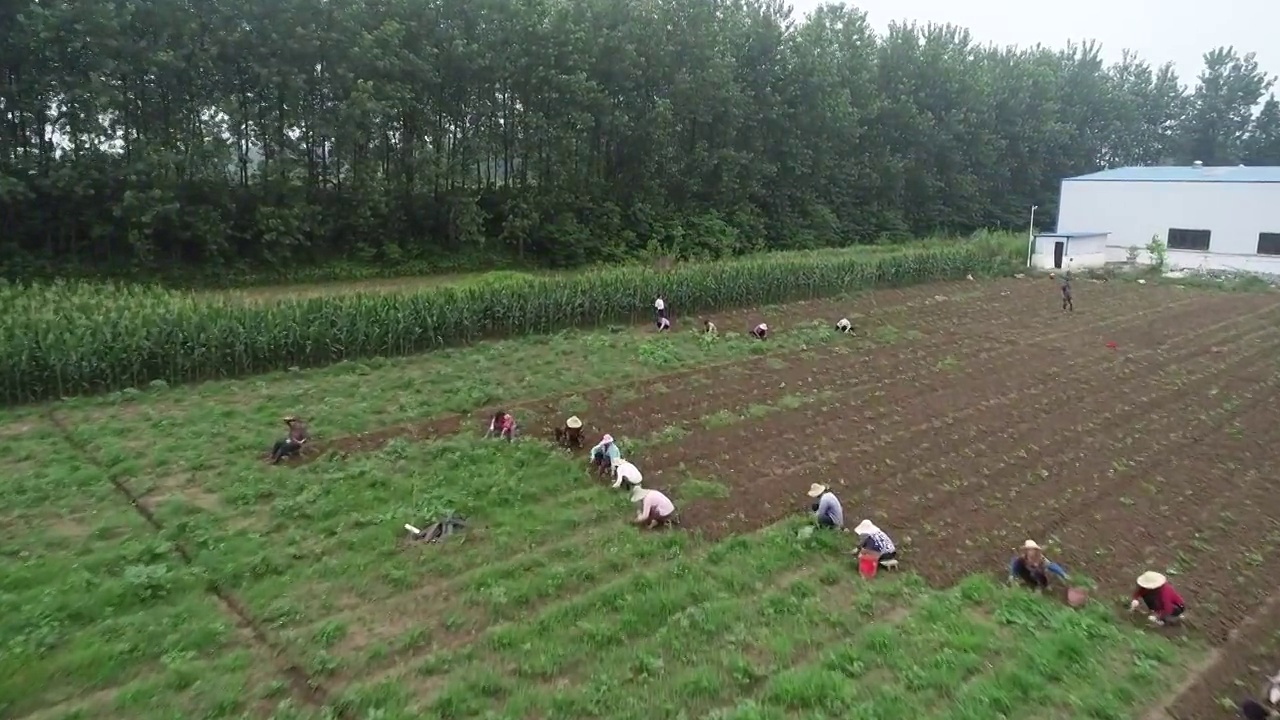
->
[
  {"left": 1166, "top": 228, "right": 1212, "bottom": 252},
  {"left": 1258, "top": 233, "right": 1280, "bottom": 256}
]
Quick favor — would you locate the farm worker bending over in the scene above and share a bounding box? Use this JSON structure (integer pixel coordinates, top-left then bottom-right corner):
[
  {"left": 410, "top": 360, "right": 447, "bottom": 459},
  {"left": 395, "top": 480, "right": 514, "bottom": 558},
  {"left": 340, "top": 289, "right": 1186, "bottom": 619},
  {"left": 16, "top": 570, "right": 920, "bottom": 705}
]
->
[
  {"left": 270, "top": 416, "right": 309, "bottom": 464},
  {"left": 555, "top": 416, "right": 584, "bottom": 449},
  {"left": 611, "top": 457, "right": 643, "bottom": 491},
  {"left": 657, "top": 316, "right": 672, "bottom": 332},
  {"left": 836, "top": 318, "right": 853, "bottom": 334},
  {"left": 589, "top": 434, "right": 621, "bottom": 476},
  {"left": 1129, "top": 571, "right": 1185, "bottom": 626},
  {"left": 751, "top": 322, "right": 769, "bottom": 340},
  {"left": 807, "top": 483, "right": 843, "bottom": 529},
  {"left": 1009, "top": 539, "right": 1068, "bottom": 590},
  {"left": 486, "top": 410, "right": 516, "bottom": 441},
  {"left": 853, "top": 519, "right": 899, "bottom": 567},
  {"left": 1238, "top": 673, "right": 1280, "bottom": 720},
  {"left": 703, "top": 319, "right": 717, "bottom": 335},
  {"left": 631, "top": 486, "right": 676, "bottom": 529}
]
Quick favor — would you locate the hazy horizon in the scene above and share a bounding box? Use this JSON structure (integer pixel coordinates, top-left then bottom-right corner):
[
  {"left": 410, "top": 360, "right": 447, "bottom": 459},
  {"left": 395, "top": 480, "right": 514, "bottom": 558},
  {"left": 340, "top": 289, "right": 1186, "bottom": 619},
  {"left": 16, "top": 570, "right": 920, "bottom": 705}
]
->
[{"left": 793, "top": 0, "right": 1278, "bottom": 90}]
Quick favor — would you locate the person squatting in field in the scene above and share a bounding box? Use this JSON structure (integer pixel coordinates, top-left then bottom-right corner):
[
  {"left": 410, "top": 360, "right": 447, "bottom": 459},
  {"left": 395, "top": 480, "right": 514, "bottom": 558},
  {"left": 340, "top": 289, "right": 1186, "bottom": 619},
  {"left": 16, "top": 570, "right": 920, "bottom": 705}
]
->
[
  {"left": 751, "top": 322, "right": 769, "bottom": 340},
  {"left": 1129, "top": 571, "right": 1185, "bottom": 626},
  {"left": 853, "top": 519, "right": 899, "bottom": 567},
  {"left": 554, "top": 415, "right": 584, "bottom": 449},
  {"left": 836, "top": 318, "right": 853, "bottom": 333},
  {"left": 703, "top": 319, "right": 717, "bottom": 335},
  {"left": 269, "top": 415, "right": 309, "bottom": 464},
  {"left": 1009, "top": 539, "right": 1069, "bottom": 590},
  {"left": 631, "top": 485, "right": 676, "bottom": 529},
  {"left": 806, "top": 483, "right": 843, "bottom": 529},
  {"left": 486, "top": 410, "right": 516, "bottom": 441},
  {"left": 1239, "top": 672, "right": 1280, "bottom": 720},
  {"left": 656, "top": 315, "right": 672, "bottom": 332},
  {"left": 588, "top": 433, "right": 621, "bottom": 477},
  {"left": 611, "top": 457, "right": 643, "bottom": 491}
]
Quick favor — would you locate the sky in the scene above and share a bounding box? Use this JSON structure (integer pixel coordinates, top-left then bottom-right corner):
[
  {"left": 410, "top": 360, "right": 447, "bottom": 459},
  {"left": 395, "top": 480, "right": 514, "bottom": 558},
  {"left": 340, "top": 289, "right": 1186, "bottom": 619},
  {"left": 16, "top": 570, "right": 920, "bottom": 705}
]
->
[{"left": 792, "top": 0, "right": 1280, "bottom": 91}]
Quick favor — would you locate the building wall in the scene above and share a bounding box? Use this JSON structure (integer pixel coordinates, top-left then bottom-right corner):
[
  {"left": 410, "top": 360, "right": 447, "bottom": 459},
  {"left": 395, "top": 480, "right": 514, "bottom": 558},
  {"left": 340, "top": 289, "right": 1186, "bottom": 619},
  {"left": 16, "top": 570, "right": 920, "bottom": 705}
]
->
[
  {"left": 1058, "top": 179, "right": 1280, "bottom": 272},
  {"left": 1031, "top": 234, "right": 1107, "bottom": 270}
]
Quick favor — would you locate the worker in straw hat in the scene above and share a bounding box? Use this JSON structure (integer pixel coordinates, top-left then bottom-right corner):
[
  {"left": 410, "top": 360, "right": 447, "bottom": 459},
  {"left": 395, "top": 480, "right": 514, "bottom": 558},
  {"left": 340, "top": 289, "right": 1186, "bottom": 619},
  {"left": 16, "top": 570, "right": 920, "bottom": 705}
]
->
[
  {"left": 853, "top": 519, "right": 898, "bottom": 567},
  {"left": 611, "top": 457, "right": 643, "bottom": 491},
  {"left": 806, "top": 483, "right": 843, "bottom": 529},
  {"left": 631, "top": 485, "right": 676, "bottom": 529},
  {"left": 588, "top": 433, "right": 621, "bottom": 478},
  {"left": 1129, "top": 571, "right": 1186, "bottom": 626},
  {"left": 269, "top": 415, "right": 309, "bottom": 464},
  {"left": 1008, "top": 540, "right": 1069, "bottom": 591},
  {"left": 555, "top": 416, "right": 584, "bottom": 449},
  {"left": 1238, "top": 672, "right": 1280, "bottom": 720}
]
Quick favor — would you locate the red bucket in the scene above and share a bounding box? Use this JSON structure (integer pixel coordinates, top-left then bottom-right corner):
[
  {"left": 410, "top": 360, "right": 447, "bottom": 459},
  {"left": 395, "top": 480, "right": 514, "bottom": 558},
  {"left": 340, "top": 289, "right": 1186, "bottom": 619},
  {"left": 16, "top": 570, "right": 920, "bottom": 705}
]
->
[{"left": 859, "top": 554, "right": 879, "bottom": 579}]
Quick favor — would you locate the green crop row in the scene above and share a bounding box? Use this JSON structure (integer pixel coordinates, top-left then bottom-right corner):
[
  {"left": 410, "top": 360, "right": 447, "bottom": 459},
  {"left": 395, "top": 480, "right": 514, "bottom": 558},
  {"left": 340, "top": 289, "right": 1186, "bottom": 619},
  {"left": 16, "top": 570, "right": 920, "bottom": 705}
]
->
[{"left": 0, "top": 238, "right": 1020, "bottom": 405}]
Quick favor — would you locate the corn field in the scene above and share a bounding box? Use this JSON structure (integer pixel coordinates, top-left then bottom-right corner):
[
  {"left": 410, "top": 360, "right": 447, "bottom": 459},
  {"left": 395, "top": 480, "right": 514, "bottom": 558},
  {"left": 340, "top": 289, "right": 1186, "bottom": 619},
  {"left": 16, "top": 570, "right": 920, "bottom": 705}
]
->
[{"left": 0, "top": 241, "right": 1019, "bottom": 404}]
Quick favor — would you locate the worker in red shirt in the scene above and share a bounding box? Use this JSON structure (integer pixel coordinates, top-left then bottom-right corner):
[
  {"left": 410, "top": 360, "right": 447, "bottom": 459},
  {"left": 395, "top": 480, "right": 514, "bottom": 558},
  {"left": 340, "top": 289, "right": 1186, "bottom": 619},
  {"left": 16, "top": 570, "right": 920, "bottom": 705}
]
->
[
  {"left": 486, "top": 410, "right": 516, "bottom": 441},
  {"left": 1128, "top": 571, "right": 1185, "bottom": 626}
]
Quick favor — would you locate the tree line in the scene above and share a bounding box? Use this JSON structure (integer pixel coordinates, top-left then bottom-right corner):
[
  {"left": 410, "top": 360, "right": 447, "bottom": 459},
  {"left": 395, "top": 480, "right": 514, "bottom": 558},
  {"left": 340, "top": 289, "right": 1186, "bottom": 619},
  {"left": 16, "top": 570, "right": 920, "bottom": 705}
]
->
[{"left": 1, "top": 0, "right": 1276, "bottom": 277}]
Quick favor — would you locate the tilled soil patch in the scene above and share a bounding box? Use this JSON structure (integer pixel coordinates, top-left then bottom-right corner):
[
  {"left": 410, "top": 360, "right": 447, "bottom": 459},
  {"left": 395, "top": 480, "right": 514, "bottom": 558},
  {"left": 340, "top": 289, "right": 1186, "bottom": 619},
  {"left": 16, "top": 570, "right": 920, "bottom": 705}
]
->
[{"left": 654, "top": 289, "right": 1245, "bottom": 536}]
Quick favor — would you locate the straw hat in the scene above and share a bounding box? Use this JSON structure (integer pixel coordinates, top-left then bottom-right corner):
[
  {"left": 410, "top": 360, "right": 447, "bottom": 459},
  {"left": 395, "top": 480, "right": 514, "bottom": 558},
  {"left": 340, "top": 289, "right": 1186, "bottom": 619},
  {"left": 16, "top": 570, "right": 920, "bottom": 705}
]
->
[
  {"left": 1022, "top": 539, "right": 1041, "bottom": 551},
  {"left": 283, "top": 415, "right": 299, "bottom": 422},
  {"left": 806, "top": 483, "right": 827, "bottom": 498},
  {"left": 629, "top": 486, "right": 648, "bottom": 503},
  {"left": 854, "top": 519, "right": 879, "bottom": 536},
  {"left": 602, "top": 434, "right": 614, "bottom": 444},
  {"left": 566, "top": 416, "right": 582, "bottom": 429},
  {"left": 1136, "top": 571, "right": 1166, "bottom": 590}
]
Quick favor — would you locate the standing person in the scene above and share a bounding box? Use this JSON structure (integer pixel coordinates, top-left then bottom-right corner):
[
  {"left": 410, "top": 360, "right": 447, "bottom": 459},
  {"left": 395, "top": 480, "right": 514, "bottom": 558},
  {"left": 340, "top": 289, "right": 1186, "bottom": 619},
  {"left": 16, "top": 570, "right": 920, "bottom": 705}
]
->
[
  {"left": 631, "top": 485, "right": 677, "bottom": 529},
  {"left": 611, "top": 457, "right": 643, "bottom": 490},
  {"left": 588, "top": 434, "right": 621, "bottom": 477},
  {"left": 486, "top": 410, "right": 516, "bottom": 441},
  {"left": 654, "top": 296, "right": 667, "bottom": 322},
  {"left": 853, "top": 519, "right": 899, "bottom": 567},
  {"left": 806, "top": 483, "right": 843, "bottom": 529},
  {"left": 1129, "top": 571, "right": 1185, "bottom": 626},
  {"left": 751, "top": 322, "right": 769, "bottom": 340},
  {"left": 269, "top": 415, "right": 309, "bottom": 464},
  {"left": 1008, "top": 539, "right": 1069, "bottom": 590},
  {"left": 1061, "top": 271, "right": 1074, "bottom": 312}
]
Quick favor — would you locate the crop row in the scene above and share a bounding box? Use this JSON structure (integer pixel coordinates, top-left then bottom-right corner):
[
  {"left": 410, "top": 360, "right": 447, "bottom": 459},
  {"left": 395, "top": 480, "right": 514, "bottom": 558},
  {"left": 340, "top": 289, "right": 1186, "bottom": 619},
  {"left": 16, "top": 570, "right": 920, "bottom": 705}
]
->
[{"left": 0, "top": 243, "right": 1015, "bottom": 405}]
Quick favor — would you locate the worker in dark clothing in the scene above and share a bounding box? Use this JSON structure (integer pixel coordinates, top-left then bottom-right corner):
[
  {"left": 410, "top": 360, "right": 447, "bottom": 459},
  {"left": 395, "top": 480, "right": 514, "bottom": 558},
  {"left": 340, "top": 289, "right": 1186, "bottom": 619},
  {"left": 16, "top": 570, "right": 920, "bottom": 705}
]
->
[{"left": 270, "top": 416, "right": 309, "bottom": 464}]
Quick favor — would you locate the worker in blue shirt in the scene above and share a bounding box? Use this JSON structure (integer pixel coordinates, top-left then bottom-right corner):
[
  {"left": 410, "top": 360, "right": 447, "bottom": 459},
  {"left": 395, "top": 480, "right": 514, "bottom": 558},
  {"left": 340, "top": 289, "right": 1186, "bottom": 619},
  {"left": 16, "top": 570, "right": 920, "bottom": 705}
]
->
[{"left": 1009, "top": 539, "right": 1068, "bottom": 590}]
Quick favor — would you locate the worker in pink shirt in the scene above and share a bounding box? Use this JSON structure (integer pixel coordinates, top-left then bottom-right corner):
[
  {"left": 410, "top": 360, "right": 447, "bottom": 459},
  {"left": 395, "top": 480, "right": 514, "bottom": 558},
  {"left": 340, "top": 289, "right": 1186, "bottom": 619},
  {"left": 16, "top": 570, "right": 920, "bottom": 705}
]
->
[
  {"left": 630, "top": 486, "right": 676, "bottom": 529},
  {"left": 1129, "top": 571, "right": 1185, "bottom": 626}
]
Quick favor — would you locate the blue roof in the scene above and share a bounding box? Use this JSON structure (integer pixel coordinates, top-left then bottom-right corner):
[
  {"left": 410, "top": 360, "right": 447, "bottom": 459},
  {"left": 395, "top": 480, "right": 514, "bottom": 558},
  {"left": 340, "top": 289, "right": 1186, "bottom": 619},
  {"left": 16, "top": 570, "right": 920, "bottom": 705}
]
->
[
  {"left": 1066, "top": 166, "right": 1280, "bottom": 183},
  {"left": 1036, "top": 232, "right": 1109, "bottom": 238}
]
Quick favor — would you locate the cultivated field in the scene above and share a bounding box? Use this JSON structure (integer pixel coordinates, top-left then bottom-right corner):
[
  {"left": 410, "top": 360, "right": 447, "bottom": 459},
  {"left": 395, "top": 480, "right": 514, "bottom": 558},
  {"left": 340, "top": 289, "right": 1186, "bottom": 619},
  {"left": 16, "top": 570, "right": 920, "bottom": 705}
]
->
[{"left": 4, "top": 276, "right": 1279, "bottom": 719}]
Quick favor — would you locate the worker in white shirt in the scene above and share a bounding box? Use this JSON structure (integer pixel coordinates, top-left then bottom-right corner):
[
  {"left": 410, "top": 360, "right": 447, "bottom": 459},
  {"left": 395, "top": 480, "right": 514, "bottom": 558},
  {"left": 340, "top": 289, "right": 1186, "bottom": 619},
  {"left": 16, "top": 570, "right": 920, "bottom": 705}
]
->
[
  {"left": 631, "top": 486, "right": 677, "bottom": 529},
  {"left": 611, "top": 457, "right": 643, "bottom": 491},
  {"left": 836, "top": 318, "right": 853, "bottom": 334},
  {"left": 654, "top": 296, "right": 667, "bottom": 321}
]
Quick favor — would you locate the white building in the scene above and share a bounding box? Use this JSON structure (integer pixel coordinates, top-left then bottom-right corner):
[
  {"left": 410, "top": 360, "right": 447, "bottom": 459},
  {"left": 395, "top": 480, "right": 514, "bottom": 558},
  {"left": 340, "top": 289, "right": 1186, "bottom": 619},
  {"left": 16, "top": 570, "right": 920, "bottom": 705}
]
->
[{"left": 1038, "top": 164, "right": 1280, "bottom": 274}]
